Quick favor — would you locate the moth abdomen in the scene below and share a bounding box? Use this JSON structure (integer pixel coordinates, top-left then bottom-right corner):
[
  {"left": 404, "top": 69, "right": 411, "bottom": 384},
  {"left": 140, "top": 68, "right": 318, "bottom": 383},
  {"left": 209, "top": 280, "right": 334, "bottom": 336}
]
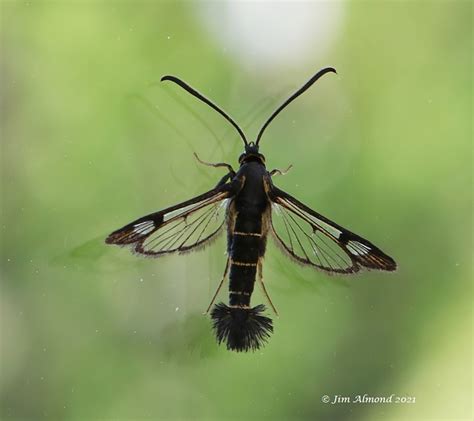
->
[
  {"left": 211, "top": 199, "right": 273, "bottom": 351},
  {"left": 228, "top": 263, "right": 256, "bottom": 307}
]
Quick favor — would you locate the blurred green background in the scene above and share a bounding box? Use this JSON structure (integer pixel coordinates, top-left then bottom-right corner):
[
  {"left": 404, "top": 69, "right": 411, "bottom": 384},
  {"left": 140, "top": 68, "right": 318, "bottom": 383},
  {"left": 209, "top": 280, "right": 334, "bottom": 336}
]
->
[{"left": 1, "top": 1, "right": 472, "bottom": 420}]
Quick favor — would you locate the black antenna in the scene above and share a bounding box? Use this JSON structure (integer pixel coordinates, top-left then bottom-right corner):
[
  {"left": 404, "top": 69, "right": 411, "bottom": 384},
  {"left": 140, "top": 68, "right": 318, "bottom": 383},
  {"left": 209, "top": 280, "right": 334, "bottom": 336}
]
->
[
  {"left": 255, "top": 67, "right": 337, "bottom": 145},
  {"left": 161, "top": 75, "right": 248, "bottom": 146}
]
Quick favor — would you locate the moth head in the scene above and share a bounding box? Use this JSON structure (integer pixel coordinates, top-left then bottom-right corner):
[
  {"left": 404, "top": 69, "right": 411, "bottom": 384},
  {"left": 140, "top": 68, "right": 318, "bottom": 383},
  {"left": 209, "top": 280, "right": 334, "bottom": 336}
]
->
[{"left": 239, "top": 141, "right": 266, "bottom": 165}]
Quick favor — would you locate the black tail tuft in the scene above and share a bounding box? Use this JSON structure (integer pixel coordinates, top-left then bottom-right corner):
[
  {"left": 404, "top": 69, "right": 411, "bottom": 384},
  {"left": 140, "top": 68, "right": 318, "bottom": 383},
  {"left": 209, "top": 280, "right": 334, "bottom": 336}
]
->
[{"left": 210, "top": 303, "right": 273, "bottom": 352}]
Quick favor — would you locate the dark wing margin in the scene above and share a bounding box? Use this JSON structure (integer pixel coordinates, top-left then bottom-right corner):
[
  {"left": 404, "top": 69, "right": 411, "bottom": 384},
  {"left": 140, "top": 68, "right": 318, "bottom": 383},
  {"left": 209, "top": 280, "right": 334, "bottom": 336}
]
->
[
  {"left": 268, "top": 185, "right": 397, "bottom": 274},
  {"left": 106, "top": 185, "right": 232, "bottom": 257}
]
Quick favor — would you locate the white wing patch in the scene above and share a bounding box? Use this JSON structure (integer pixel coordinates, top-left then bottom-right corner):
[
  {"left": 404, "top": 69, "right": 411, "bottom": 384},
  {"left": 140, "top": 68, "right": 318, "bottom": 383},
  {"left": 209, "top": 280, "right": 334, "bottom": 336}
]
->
[
  {"left": 346, "top": 240, "right": 371, "bottom": 256},
  {"left": 133, "top": 221, "right": 155, "bottom": 235}
]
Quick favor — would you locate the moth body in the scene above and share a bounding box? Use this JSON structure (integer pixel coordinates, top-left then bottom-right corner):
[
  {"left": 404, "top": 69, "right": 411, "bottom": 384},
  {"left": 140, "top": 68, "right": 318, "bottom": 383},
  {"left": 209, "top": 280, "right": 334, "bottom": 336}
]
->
[
  {"left": 210, "top": 159, "right": 274, "bottom": 352},
  {"left": 106, "top": 68, "right": 397, "bottom": 353}
]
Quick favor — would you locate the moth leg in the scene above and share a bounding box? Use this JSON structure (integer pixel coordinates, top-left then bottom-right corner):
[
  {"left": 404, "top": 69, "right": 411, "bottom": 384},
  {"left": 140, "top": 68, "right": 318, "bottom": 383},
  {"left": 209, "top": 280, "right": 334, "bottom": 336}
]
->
[
  {"left": 203, "top": 257, "right": 230, "bottom": 315},
  {"left": 257, "top": 259, "right": 279, "bottom": 316},
  {"left": 269, "top": 164, "right": 293, "bottom": 177},
  {"left": 194, "top": 152, "right": 235, "bottom": 175}
]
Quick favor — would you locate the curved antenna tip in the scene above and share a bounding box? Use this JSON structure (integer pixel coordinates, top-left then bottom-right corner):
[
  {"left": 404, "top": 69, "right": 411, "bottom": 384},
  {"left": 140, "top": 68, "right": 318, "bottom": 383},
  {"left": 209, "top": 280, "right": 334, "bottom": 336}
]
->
[
  {"left": 322, "top": 66, "right": 337, "bottom": 75},
  {"left": 160, "top": 75, "right": 173, "bottom": 82},
  {"left": 255, "top": 66, "right": 338, "bottom": 145}
]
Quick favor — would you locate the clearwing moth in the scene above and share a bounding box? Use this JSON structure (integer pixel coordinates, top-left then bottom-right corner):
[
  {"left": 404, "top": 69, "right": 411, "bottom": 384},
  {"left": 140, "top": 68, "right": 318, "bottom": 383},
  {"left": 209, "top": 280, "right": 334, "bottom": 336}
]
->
[{"left": 106, "top": 67, "right": 397, "bottom": 352}]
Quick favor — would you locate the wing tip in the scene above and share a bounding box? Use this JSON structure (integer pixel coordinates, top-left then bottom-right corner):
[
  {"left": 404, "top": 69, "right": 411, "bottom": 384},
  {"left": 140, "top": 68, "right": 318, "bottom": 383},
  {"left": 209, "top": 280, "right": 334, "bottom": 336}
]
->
[
  {"left": 105, "top": 233, "right": 120, "bottom": 245},
  {"left": 384, "top": 257, "right": 398, "bottom": 272},
  {"left": 359, "top": 253, "right": 397, "bottom": 272},
  {"left": 375, "top": 250, "right": 397, "bottom": 272}
]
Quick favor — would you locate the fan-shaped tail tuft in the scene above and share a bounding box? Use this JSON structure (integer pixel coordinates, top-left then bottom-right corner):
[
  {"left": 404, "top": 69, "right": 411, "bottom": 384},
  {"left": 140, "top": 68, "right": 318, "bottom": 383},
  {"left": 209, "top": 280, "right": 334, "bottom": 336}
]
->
[{"left": 210, "top": 303, "right": 273, "bottom": 352}]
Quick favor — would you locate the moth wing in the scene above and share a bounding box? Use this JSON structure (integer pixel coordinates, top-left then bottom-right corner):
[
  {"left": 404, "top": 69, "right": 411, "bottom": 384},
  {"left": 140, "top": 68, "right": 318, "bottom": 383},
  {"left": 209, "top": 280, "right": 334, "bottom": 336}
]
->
[
  {"left": 106, "top": 185, "right": 231, "bottom": 257},
  {"left": 269, "top": 186, "right": 397, "bottom": 273}
]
